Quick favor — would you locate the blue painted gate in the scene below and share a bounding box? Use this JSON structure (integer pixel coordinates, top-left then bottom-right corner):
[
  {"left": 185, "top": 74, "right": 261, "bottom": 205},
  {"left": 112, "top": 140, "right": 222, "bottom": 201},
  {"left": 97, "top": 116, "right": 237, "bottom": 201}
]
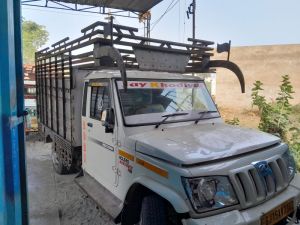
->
[{"left": 0, "top": 0, "right": 28, "bottom": 224}]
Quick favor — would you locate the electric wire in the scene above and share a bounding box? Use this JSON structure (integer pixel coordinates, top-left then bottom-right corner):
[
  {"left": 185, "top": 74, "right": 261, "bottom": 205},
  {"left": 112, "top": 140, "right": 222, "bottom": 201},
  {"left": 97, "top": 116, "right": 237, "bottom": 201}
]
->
[
  {"left": 150, "top": 0, "right": 180, "bottom": 31},
  {"left": 135, "top": 0, "right": 175, "bottom": 31},
  {"left": 151, "top": 0, "right": 175, "bottom": 25},
  {"left": 134, "top": 0, "right": 178, "bottom": 31}
]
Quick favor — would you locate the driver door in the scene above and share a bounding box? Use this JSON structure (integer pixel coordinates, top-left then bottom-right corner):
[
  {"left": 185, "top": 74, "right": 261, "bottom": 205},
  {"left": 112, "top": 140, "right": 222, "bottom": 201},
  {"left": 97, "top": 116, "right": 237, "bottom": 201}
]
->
[{"left": 84, "top": 79, "right": 117, "bottom": 191}]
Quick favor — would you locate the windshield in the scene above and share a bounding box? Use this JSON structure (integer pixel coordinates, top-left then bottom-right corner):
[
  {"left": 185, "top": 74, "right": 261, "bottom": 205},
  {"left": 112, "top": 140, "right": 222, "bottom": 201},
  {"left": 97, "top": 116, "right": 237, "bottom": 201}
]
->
[{"left": 116, "top": 79, "right": 219, "bottom": 126}]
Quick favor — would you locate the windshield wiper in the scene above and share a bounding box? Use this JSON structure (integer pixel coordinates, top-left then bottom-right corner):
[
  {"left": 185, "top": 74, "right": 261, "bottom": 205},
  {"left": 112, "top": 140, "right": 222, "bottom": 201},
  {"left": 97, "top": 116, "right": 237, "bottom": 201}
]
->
[
  {"left": 195, "top": 110, "right": 218, "bottom": 124},
  {"left": 155, "top": 112, "right": 189, "bottom": 128}
]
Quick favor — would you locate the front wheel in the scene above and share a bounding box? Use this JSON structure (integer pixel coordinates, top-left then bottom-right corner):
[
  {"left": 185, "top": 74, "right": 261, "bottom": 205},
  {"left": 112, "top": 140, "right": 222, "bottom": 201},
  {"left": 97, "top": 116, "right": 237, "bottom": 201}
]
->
[{"left": 137, "top": 195, "right": 167, "bottom": 225}]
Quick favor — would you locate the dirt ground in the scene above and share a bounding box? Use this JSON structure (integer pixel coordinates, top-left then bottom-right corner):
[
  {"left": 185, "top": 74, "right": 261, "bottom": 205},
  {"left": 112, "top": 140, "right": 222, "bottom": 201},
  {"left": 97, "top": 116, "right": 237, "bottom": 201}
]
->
[{"left": 27, "top": 134, "right": 114, "bottom": 225}]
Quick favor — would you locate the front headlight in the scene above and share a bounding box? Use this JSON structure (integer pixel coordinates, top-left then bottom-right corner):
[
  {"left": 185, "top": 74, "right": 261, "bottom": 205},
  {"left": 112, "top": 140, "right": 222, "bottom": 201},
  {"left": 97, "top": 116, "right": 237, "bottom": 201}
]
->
[
  {"left": 182, "top": 176, "right": 238, "bottom": 213},
  {"left": 283, "top": 150, "right": 296, "bottom": 181}
]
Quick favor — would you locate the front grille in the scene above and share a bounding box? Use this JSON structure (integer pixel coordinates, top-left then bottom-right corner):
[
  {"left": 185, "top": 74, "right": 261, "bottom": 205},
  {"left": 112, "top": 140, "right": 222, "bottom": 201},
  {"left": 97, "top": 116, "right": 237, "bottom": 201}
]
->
[{"left": 231, "top": 156, "right": 290, "bottom": 208}]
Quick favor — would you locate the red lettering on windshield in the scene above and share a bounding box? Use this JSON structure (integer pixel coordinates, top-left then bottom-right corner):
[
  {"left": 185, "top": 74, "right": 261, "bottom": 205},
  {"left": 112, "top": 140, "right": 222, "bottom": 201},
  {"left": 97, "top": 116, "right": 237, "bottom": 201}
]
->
[
  {"left": 140, "top": 83, "right": 147, "bottom": 88},
  {"left": 123, "top": 81, "right": 203, "bottom": 89},
  {"left": 129, "top": 82, "right": 147, "bottom": 88}
]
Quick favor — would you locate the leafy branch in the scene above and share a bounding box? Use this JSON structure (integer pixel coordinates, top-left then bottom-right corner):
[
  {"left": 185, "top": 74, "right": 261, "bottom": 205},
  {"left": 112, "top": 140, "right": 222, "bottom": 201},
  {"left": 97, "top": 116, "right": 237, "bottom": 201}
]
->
[
  {"left": 251, "top": 75, "right": 293, "bottom": 141},
  {"left": 251, "top": 75, "right": 300, "bottom": 168}
]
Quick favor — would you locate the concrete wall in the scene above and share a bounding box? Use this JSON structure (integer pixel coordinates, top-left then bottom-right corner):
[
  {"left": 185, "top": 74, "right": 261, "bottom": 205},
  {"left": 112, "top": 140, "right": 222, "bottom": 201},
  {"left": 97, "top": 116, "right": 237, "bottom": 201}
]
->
[{"left": 213, "top": 44, "right": 300, "bottom": 109}]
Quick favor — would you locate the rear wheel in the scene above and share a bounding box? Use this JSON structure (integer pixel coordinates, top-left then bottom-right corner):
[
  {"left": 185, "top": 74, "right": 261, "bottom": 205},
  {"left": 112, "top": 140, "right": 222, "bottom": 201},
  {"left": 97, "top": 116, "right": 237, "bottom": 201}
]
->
[
  {"left": 52, "top": 143, "right": 68, "bottom": 174},
  {"left": 137, "top": 195, "right": 167, "bottom": 225}
]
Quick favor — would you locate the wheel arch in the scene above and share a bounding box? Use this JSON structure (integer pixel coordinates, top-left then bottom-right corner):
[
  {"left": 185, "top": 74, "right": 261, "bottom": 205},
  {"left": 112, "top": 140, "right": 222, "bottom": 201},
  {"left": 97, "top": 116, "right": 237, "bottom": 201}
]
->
[{"left": 118, "top": 177, "right": 190, "bottom": 225}]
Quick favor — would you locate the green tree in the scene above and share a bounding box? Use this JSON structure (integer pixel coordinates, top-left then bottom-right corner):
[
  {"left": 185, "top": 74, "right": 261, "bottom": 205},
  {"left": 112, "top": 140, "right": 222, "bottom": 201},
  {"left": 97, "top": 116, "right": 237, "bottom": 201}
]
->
[{"left": 22, "top": 19, "right": 49, "bottom": 64}]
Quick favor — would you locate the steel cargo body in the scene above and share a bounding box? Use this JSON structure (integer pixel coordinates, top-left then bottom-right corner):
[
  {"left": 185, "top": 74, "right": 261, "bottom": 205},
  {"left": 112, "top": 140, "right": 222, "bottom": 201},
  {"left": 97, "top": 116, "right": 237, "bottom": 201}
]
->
[{"left": 35, "top": 62, "right": 87, "bottom": 149}]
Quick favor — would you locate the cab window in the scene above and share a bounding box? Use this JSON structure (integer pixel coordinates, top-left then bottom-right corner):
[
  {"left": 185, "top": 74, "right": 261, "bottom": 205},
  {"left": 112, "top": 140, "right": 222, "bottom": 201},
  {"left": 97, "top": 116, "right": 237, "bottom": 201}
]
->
[{"left": 89, "top": 82, "right": 110, "bottom": 120}]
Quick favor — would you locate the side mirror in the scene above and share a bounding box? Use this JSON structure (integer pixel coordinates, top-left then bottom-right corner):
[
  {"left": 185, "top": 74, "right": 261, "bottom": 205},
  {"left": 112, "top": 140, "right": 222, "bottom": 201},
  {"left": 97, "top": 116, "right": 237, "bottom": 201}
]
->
[{"left": 101, "top": 108, "right": 115, "bottom": 133}]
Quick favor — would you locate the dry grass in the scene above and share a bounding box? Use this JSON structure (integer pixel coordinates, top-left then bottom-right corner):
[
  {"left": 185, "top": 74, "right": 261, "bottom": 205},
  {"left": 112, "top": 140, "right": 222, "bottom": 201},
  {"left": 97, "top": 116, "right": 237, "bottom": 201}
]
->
[
  {"left": 291, "top": 104, "right": 300, "bottom": 127},
  {"left": 220, "top": 104, "right": 300, "bottom": 130},
  {"left": 219, "top": 107, "right": 260, "bottom": 128}
]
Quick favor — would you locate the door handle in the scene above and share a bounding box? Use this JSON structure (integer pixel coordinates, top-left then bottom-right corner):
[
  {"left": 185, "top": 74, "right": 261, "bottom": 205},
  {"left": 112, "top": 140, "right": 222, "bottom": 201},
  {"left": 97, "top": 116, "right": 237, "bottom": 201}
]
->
[{"left": 87, "top": 122, "right": 93, "bottom": 128}]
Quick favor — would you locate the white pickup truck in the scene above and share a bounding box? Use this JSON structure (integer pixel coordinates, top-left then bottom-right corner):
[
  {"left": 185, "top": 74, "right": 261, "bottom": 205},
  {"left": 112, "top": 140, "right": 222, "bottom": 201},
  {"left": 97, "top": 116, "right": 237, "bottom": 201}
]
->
[{"left": 36, "top": 21, "right": 300, "bottom": 225}]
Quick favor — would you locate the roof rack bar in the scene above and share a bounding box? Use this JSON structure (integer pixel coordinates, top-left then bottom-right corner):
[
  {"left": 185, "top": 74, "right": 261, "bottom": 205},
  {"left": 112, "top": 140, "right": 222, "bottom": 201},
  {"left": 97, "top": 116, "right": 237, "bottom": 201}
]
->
[
  {"left": 36, "top": 47, "right": 49, "bottom": 54},
  {"left": 37, "top": 23, "right": 214, "bottom": 58},
  {"left": 51, "top": 37, "right": 70, "bottom": 48},
  {"left": 188, "top": 38, "right": 215, "bottom": 46},
  {"left": 36, "top": 20, "right": 246, "bottom": 94},
  {"left": 81, "top": 21, "right": 138, "bottom": 34},
  {"left": 46, "top": 31, "right": 104, "bottom": 54},
  {"left": 38, "top": 32, "right": 213, "bottom": 61},
  {"left": 72, "top": 51, "right": 94, "bottom": 59}
]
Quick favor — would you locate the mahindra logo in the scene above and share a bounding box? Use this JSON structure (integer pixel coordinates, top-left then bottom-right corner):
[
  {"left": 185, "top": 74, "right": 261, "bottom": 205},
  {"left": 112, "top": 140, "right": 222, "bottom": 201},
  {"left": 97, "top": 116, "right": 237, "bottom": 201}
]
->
[
  {"left": 252, "top": 161, "right": 275, "bottom": 193},
  {"left": 253, "top": 161, "right": 273, "bottom": 178}
]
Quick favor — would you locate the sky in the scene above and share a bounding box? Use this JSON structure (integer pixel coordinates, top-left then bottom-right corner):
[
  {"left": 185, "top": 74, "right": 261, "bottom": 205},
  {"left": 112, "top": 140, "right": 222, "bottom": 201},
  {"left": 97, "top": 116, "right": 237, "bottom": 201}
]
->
[{"left": 22, "top": 0, "right": 300, "bottom": 49}]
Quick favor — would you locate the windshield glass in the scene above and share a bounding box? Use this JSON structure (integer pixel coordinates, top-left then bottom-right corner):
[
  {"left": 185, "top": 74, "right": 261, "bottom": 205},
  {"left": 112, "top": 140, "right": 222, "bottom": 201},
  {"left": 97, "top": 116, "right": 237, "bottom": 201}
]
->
[{"left": 116, "top": 79, "right": 219, "bottom": 126}]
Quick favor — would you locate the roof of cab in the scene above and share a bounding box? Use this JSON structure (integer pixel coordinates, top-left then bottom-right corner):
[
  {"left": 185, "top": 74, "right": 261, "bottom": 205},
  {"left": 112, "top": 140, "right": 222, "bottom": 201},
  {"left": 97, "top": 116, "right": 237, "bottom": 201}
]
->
[{"left": 85, "top": 69, "right": 204, "bottom": 81}]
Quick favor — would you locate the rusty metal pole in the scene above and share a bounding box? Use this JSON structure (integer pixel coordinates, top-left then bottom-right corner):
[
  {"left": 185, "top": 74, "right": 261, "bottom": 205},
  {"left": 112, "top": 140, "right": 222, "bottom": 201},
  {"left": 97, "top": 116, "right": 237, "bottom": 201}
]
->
[
  {"left": 147, "top": 16, "right": 151, "bottom": 39},
  {"left": 192, "top": 0, "right": 196, "bottom": 78},
  {"left": 193, "top": 0, "right": 196, "bottom": 39}
]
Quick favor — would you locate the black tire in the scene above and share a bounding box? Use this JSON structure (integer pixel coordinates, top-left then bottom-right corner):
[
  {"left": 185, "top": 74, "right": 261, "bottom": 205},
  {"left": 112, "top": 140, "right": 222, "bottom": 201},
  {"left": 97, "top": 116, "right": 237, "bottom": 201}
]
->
[
  {"left": 51, "top": 143, "right": 69, "bottom": 175},
  {"left": 138, "top": 195, "right": 167, "bottom": 225}
]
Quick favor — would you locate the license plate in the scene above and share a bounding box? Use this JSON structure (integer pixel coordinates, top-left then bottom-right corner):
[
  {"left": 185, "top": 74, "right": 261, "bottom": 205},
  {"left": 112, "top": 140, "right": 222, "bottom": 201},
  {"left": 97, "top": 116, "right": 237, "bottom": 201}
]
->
[{"left": 261, "top": 199, "right": 294, "bottom": 225}]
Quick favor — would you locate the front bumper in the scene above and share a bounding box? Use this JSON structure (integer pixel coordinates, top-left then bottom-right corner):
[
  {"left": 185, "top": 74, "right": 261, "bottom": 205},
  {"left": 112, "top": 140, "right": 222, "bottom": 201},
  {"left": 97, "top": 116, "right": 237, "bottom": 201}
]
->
[{"left": 182, "top": 174, "right": 300, "bottom": 225}]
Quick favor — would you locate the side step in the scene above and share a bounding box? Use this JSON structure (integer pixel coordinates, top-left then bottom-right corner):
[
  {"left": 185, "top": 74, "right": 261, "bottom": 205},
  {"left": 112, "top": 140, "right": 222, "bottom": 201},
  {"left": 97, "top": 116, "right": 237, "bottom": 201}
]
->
[{"left": 74, "top": 172, "right": 123, "bottom": 220}]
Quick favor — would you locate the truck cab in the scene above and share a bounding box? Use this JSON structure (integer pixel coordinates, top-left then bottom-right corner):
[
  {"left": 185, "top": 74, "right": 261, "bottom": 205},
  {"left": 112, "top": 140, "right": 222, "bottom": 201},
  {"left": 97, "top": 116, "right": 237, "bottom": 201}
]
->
[{"left": 80, "top": 70, "right": 300, "bottom": 225}]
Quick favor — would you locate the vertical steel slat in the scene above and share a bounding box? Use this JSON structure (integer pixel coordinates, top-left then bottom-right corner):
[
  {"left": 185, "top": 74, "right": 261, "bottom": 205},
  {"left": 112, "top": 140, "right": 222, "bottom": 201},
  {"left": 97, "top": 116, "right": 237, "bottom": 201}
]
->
[
  {"left": 43, "top": 59, "right": 46, "bottom": 125},
  {"left": 35, "top": 60, "right": 38, "bottom": 119},
  {"left": 68, "top": 51, "right": 73, "bottom": 143},
  {"left": 69, "top": 51, "right": 73, "bottom": 89},
  {"left": 44, "top": 58, "right": 48, "bottom": 126},
  {"left": 34, "top": 55, "right": 39, "bottom": 119},
  {"left": 36, "top": 60, "right": 40, "bottom": 122},
  {"left": 40, "top": 59, "right": 44, "bottom": 124},
  {"left": 49, "top": 57, "right": 53, "bottom": 129},
  {"left": 39, "top": 60, "right": 43, "bottom": 124},
  {"left": 61, "top": 54, "right": 67, "bottom": 139},
  {"left": 55, "top": 56, "right": 59, "bottom": 134},
  {"left": 44, "top": 59, "right": 47, "bottom": 125},
  {"left": 40, "top": 60, "right": 45, "bottom": 124}
]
